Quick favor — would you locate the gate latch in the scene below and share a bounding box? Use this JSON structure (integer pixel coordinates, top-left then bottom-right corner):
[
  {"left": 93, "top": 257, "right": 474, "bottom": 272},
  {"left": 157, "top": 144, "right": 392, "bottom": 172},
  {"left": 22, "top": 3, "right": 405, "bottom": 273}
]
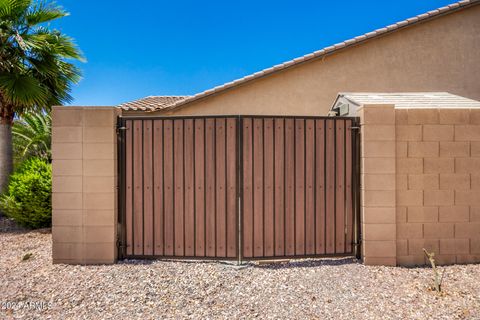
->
[{"left": 116, "top": 124, "right": 128, "bottom": 135}]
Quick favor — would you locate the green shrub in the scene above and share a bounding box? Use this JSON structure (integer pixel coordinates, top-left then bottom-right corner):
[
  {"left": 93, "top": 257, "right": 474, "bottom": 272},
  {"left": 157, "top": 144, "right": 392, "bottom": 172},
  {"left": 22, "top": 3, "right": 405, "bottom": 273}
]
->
[{"left": 0, "top": 158, "right": 52, "bottom": 229}]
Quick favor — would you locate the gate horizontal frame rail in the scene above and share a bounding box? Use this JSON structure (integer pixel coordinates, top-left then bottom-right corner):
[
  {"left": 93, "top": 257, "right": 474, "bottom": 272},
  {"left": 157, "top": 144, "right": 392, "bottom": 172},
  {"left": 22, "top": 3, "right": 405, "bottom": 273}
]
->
[{"left": 117, "top": 115, "right": 360, "bottom": 262}]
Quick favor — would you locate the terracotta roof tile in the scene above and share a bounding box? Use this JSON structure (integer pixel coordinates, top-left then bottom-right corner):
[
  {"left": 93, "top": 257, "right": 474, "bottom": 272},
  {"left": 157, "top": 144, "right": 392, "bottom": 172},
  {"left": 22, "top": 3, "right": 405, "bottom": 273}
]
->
[{"left": 119, "top": 96, "right": 189, "bottom": 111}]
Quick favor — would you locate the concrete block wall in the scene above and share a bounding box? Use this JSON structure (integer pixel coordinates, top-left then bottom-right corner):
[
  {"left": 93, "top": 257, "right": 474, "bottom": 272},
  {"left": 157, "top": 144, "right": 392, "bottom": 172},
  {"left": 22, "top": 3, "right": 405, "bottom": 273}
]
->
[
  {"left": 52, "top": 106, "right": 120, "bottom": 264},
  {"left": 51, "top": 104, "right": 479, "bottom": 266},
  {"left": 360, "top": 104, "right": 480, "bottom": 266},
  {"left": 359, "top": 105, "right": 397, "bottom": 266}
]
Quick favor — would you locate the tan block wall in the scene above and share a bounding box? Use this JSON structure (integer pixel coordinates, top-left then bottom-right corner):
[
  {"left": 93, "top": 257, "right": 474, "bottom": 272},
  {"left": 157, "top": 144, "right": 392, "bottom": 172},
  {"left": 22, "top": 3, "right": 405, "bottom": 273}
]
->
[
  {"left": 359, "top": 105, "right": 397, "bottom": 266},
  {"left": 396, "top": 107, "right": 480, "bottom": 265},
  {"left": 361, "top": 105, "right": 480, "bottom": 266},
  {"left": 52, "top": 106, "right": 120, "bottom": 264}
]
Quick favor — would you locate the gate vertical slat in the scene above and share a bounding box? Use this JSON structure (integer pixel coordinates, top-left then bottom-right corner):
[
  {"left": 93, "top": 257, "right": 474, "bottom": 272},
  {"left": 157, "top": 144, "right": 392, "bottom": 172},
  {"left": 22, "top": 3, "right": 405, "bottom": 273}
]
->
[
  {"left": 242, "top": 118, "right": 253, "bottom": 258},
  {"left": 305, "top": 119, "right": 315, "bottom": 255},
  {"left": 345, "top": 119, "right": 353, "bottom": 253},
  {"left": 143, "top": 120, "right": 154, "bottom": 255},
  {"left": 335, "top": 120, "right": 346, "bottom": 253},
  {"left": 173, "top": 120, "right": 184, "bottom": 256},
  {"left": 133, "top": 120, "right": 144, "bottom": 255},
  {"left": 205, "top": 119, "right": 216, "bottom": 257},
  {"left": 125, "top": 120, "right": 133, "bottom": 256},
  {"left": 163, "top": 120, "right": 174, "bottom": 256},
  {"left": 215, "top": 119, "right": 227, "bottom": 257},
  {"left": 194, "top": 119, "right": 205, "bottom": 256},
  {"left": 153, "top": 120, "right": 164, "bottom": 255},
  {"left": 184, "top": 119, "right": 195, "bottom": 256},
  {"left": 294, "top": 119, "right": 305, "bottom": 255},
  {"left": 226, "top": 119, "right": 237, "bottom": 258},
  {"left": 253, "top": 118, "right": 264, "bottom": 257},
  {"left": 315, "top": 120, "right": 326, "bottom": 255},
  {"left": 263, "top": 118, "right": 275, "bottom": 257},
  {"left": 325, "top": 119, "right": 335, "bottom": 254},
  {"left": 274, "top": 119, "right": 285, "bottom": 256},
  {"left": 284, "top": 119, "right": 295, "bottom": 256}
]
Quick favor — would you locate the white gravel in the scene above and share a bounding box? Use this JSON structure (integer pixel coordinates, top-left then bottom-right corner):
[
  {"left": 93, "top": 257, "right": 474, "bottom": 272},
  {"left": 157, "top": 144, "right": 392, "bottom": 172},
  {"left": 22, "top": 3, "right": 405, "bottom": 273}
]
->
[{"left": 1, "top": 230, "right": 479, "bottom": 319}]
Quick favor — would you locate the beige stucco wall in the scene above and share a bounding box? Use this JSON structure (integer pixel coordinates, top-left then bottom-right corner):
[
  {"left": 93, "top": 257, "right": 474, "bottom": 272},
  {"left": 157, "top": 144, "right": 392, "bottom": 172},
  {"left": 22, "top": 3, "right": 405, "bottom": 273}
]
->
[
  {"left": 126, "top": 4, "right": 480, "bottom": 117},
  {"left": 52, "top": 106, "right": 120, "bottom": 264},
  {"left": 360, "top": 104, "right": 480, "bottom": 266}
]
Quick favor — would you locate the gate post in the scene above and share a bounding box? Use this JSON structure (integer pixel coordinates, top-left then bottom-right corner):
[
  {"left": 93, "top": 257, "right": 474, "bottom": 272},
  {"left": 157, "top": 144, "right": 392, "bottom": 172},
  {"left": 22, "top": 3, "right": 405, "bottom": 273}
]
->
[
  {"left": 352, "top": 118, "right": 362, "bottom": 260},
  {"left": 116, "top": 116, "right": 127, "bottom": 260}
]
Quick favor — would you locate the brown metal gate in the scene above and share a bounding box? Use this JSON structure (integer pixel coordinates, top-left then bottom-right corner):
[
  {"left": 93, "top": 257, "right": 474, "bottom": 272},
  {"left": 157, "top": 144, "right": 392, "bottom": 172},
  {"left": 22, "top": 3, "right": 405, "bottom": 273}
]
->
[
  {"left": 117, "top": 115, "right": 360, "bottom": 261},
  {"left": 118, "top": 116, "right": 239, "bottom": 260},
  {"left": 241, "top": 117, "right": 358, "bottom": 259}
]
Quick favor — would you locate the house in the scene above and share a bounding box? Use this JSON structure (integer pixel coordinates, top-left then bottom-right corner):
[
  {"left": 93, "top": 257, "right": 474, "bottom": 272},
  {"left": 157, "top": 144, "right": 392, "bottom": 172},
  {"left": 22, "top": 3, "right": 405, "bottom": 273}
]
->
[
  {"left": 119, "top": 0, "right": 480, "bottom": 116},
  {"left": 51, "top": 0, "right": 480, "bottom": 266}
]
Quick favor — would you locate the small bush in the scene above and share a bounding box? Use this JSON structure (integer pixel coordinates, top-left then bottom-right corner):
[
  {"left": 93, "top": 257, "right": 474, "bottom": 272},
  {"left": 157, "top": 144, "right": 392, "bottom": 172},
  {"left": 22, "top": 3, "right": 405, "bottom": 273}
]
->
[{"left": 0, "top": 158, "right": 52, "bottom": 229}]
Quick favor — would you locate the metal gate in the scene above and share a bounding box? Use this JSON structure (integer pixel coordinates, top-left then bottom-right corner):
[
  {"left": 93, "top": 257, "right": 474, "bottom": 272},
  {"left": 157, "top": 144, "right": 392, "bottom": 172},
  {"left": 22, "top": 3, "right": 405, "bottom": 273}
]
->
[{"left": 117, "top": 116, "right": 360, "bottom": 261}]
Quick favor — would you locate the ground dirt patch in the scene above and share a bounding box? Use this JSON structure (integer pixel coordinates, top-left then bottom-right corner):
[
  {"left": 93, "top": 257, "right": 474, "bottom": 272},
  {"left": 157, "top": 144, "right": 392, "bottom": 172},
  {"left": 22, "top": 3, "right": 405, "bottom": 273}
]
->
[{"left": 1, "top": 231, "right": 479, "bottom": 319}]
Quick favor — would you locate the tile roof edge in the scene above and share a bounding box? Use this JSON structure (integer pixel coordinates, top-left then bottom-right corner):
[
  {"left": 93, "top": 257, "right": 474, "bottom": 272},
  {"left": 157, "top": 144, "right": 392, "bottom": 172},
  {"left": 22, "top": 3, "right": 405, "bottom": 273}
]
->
[
  {"left": 336, "top": 91, "right": 480, "bottom": 106},
  {"left": 160, "top": 0, "right": 479, "bottom": 112},
  {"left": 118, "top": 95, "right": 191, "bottom": 111}
]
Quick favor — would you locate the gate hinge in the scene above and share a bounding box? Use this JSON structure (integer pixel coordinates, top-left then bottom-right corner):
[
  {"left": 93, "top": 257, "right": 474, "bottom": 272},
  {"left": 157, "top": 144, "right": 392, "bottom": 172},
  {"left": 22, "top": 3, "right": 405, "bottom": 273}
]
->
[
  {"left": 349, "top": 126, "right": 360, "bottom": 130},
  {"left": 116, "top": 127, "right": 127, "bottom": 135},
  {"left": 116, "top": 238, "right": 126, "bottom": 249},
  {"left": 353, "top": 233, "right": 362, "bottom": 247}
]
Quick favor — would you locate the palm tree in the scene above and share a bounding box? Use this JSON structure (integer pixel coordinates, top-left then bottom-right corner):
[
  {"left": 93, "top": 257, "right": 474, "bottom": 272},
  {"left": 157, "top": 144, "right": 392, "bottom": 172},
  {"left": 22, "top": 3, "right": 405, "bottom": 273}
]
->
[
  {"left": 0, "top": 0, "right": 83, "bottom": 192},
  {"left": 13, "top": 111, "right": 51, "bottom": 165}
]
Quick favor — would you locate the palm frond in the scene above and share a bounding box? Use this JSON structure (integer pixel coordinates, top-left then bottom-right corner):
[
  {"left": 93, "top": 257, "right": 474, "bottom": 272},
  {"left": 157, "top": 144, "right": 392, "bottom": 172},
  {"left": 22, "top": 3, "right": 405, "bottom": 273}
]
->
[
  {"left": 23, "top": 30, "right": 84, "bottom": 61},
  {"left": 25, "top": 2, "right": 67, "bottom": 26},
  {"left": 0, "top": 72, "right": 48, "bottom": 109},
  {"left": 13, "top": 111, "right": 51, "bottom": 164},
  {"left": 0, "top": 0, "right": 31, "bottom": 20},
  {"left": 0, "top": 0, "right": 84, "bottom": 118}
]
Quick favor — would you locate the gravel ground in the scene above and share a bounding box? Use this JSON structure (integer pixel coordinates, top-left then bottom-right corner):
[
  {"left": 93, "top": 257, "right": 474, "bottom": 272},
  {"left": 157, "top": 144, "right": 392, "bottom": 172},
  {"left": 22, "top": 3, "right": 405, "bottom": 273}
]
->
[{"left": 1, "top": 230, "right": 479, "bottom": 319}]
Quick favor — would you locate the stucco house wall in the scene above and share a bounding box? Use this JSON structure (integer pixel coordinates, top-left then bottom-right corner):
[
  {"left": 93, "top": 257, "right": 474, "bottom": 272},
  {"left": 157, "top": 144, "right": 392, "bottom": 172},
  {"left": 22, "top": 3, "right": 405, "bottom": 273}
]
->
[{"left": 125, "top": 3, "right": 480, "bottom": 117}]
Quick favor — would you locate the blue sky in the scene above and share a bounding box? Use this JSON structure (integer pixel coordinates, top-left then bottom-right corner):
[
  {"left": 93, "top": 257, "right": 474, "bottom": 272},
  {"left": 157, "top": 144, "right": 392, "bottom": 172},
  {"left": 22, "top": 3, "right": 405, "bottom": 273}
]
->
[{"left": 54, "top": 0, "right": 455, "bottom": 106}]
